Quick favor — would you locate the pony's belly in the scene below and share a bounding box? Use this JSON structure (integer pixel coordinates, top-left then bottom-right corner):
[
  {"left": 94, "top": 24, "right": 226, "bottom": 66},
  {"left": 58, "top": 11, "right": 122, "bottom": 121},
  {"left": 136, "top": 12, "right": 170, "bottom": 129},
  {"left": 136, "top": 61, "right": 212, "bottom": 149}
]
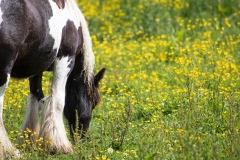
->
[
  {"left": 11, "top": 61, "right": 54, "bottom": 78},
  {"left": 11, "top": 49, "right": 56, "bottom": 78}
]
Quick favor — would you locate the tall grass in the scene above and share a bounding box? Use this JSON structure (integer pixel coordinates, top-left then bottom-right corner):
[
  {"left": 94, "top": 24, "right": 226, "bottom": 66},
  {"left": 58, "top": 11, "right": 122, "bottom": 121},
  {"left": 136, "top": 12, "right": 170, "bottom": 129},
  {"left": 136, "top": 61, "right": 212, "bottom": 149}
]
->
[{"left": 3, "top": 0, "right": 240, "bottom": 159}]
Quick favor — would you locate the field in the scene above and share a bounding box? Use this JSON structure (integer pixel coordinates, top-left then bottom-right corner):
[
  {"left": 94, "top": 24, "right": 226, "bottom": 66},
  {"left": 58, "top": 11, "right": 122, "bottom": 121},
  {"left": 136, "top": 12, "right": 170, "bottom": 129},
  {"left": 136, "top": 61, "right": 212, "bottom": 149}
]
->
[{"left": 3, "top": 0, "right": 240, "bottom": 159}]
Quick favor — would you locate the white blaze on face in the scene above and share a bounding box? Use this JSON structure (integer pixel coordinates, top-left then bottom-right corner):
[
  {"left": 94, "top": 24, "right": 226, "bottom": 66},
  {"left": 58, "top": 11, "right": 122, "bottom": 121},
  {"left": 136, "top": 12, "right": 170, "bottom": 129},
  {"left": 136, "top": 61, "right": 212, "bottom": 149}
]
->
[{"left": 48, "top": 0, "right": 81, "bottom": 52}]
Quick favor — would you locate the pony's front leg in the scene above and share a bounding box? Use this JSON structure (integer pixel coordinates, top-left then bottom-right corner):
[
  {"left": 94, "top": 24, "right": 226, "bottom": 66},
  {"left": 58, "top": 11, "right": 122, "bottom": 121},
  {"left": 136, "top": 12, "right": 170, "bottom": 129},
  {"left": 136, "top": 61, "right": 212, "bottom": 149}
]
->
[
  {"left": 17, "top": 74, "right": 44, "bottom": 145},
  {"left": 0, "top": 47, "right": 21, "bottom": 158},
  {"left": 0, "top": 72, "right": 20, "bottom": 158},
  {"left": 39, "top": 57, "right": 73, "bottom": 154}
]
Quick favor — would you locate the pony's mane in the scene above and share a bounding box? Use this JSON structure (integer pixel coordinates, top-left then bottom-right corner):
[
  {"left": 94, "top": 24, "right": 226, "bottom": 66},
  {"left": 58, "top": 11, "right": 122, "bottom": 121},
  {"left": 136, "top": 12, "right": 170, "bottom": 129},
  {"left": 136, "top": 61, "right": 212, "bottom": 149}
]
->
[{"left": 65, "top": 0, "right": 95, "bottom": 85}]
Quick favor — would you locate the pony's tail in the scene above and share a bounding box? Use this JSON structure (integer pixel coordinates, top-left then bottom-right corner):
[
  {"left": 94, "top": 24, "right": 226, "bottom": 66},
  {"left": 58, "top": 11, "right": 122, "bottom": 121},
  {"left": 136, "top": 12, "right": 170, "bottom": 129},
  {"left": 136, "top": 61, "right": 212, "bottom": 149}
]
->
[{"left": 79, "top": 11, "right": 95, "bottom": 85}]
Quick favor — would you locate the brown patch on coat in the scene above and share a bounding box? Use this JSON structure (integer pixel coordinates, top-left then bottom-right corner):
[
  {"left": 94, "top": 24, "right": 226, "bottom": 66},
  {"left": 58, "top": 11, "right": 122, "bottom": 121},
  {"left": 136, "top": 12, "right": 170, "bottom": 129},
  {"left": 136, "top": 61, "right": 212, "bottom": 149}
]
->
[{"left": 53, "top": 0, "right": 65, "bottom": 9}]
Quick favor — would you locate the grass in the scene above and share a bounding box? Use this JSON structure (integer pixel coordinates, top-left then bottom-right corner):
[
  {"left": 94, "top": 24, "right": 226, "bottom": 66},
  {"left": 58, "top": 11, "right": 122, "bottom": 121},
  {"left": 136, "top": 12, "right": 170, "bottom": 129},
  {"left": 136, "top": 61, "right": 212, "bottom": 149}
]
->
[{"left": 3, "top": 0, "right": 240, "bottom": 159}]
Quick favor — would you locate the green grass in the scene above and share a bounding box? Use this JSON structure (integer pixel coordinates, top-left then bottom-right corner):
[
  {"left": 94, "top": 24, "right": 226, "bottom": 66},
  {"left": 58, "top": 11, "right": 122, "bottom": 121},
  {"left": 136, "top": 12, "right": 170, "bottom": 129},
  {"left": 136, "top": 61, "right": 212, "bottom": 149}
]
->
[{"left": 3, "top": 0, "right": 240, "bottom": 159}]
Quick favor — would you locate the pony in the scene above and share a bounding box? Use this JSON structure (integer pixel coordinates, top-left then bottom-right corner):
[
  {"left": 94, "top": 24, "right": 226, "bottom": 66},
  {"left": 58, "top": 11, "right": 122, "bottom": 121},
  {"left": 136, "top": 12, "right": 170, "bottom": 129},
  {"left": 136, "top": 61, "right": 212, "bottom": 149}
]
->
[{"left": 0, "top": 0, "right": 105, "bottom": 158}]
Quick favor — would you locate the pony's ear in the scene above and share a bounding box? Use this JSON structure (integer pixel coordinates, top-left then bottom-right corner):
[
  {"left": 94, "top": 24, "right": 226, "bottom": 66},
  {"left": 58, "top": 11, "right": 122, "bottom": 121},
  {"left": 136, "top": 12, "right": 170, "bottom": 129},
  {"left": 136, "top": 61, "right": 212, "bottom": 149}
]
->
[{"left": 94, "top": 68, "right": 106, "bottom": 87}]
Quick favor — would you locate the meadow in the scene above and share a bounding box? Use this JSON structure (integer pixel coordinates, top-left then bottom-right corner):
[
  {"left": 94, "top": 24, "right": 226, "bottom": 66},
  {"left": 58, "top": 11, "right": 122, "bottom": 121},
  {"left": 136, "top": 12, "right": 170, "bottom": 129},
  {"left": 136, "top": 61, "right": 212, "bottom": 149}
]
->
[{"left": 3, "top": 0, "right": 240, "bottom": 159}]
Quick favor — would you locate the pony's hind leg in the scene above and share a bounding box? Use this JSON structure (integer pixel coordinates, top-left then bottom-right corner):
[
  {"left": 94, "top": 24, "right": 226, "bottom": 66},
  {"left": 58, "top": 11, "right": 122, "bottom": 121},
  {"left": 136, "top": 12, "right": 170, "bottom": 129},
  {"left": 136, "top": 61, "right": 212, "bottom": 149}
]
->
[
  {"left": 17, "top": 74, "right": 44, "bottom": 145},
  {"left": 0, "top": 73, "right": 20, "bottom": 158},
  {"left": 39, "top": 57, "right": 73, "bottom": 154}
]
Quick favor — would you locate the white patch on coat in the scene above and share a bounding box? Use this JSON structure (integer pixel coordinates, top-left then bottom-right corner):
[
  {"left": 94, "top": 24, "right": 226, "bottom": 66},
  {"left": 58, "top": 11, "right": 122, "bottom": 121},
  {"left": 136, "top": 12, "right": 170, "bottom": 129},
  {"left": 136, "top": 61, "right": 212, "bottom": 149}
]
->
[
  {"left": 48, "top": 0, "right": 66, "bottom": 51},
  {"left": 51, "top": 57, "right": 72, "bottom": 107},
  {"left": 48, "top": 0, "right": 94, "bottom": 84},
  {"left": 0, "top": 74, "right": 20, "bottom": 158},
  {"left": 39, "top": 57, "right": 73, "bottom": 153}
]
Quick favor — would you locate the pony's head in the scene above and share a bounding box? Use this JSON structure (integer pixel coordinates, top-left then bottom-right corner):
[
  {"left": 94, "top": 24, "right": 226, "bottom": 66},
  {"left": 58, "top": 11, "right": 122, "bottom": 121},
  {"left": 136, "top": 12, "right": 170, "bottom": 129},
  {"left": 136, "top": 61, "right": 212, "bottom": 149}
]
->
[{"left": 64, "top": 68, "right": 105, "bottom": 138}]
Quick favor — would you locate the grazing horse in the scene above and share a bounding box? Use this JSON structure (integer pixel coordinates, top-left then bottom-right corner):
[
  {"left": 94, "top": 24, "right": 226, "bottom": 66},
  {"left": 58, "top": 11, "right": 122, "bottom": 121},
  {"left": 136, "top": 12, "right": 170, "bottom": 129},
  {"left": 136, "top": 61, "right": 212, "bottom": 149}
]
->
[{"left": 0, "top": 0, "right": 105, "bottom": 158}]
